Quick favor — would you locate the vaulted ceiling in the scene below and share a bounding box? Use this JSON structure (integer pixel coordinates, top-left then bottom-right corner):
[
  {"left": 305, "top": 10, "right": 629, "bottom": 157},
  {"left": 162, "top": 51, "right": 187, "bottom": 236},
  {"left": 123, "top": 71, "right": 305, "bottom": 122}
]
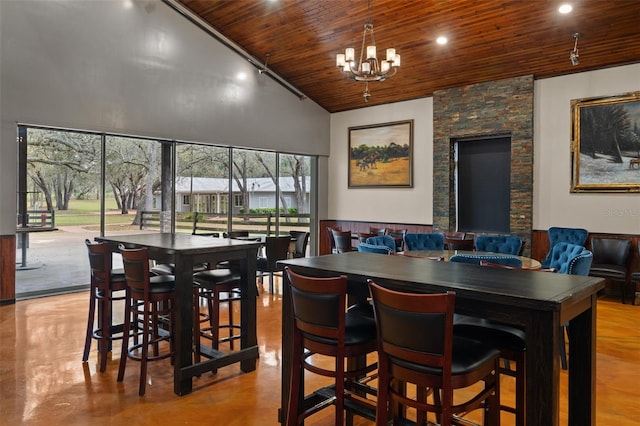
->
[{"left": 173, "top": 0, "right": 640, "bottom": 113}]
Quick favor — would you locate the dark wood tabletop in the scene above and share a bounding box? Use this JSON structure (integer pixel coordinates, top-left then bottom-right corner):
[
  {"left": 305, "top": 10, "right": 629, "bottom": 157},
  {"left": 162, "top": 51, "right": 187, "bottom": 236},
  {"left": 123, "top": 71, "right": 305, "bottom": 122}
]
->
[
  {"left": 96, "top": 232, "right": 262, "bottom": 396},
  {"left": 278, "top": 252, "right": 605, "bottom": 425}
]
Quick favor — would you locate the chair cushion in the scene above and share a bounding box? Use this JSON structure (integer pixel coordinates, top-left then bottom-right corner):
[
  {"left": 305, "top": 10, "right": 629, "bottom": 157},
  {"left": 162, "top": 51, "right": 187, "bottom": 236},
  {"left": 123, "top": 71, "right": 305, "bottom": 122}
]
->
[
  {"left": 391, "top": 335, "right": 500, "bottom": 376},
  {"left": 454, "top": 315, "right": 526, "bottom": 352},
  {"left": 589, "top": 264, "right": 628, "bottom": 279},
  {"left": 303, "top": 310, "right": 377, "bottom": 346},
  {"left": 193, "top": 268, "right": 241, "bottom": 288},
  {"left": 130, "top": 274, "right": 175, "bottom": 294}
]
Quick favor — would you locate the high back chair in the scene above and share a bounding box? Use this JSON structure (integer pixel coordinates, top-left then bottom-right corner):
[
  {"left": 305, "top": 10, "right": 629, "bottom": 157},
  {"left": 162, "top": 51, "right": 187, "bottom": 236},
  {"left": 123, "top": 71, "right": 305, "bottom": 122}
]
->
[
  {"left": 475, "top": 235, "right": 522, "bottom": 255},
  {"left": 541, "top": 227, "right": 589, "bottom": 268},
  {"left": 545, "top": 242, "right": 592, "bottom": 274},
  {"left": 589, "top": 237, "right": 632, "bottom": 303},
  {"left": 445, "top": 237, "right": 474, "bottom": 251},
  {"left": 403, "top": 232, "right": 445, "bottom": 251},
  {"left": 118, "top": 245, "right": 176, "bottom": 396},
  {"left": 386, "top": 228, "right": 407, "bottom": 251},
  {"left": 285, "top": 267, "right": 377, "bottom": 425},
  {"left": 327, "top": 226, "right": 341, "bottom": 254},
  {"left": 289, "top": 231, "right": 310, "bottom": 258},
  {"left": 257, "top": 235, "right": 291, "bottom": 293},
  {"left": 331, "top": 229, "right": 354, "bottom": 253},
  {"left": 370, "top": 227, "right": 386, "bottom": 236},
  {"left": 368, "top": 281, "right": 500, "bottom": 426},
  {"left": 83, "top": 239, "right": 127, "bottom": 372}
]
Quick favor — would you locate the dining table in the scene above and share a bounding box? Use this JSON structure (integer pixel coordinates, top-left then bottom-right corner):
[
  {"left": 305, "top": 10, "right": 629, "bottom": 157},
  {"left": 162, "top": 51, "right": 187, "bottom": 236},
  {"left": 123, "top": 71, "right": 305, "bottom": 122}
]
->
[
  {"left": 277, "top": 251, "right": 605, "bottom": 425},
  {"left": 401, "top": 249, "right": 542, "bottom": 269},
  {"left": 96, "top": 232, "right": 262, "bottom": 396}
]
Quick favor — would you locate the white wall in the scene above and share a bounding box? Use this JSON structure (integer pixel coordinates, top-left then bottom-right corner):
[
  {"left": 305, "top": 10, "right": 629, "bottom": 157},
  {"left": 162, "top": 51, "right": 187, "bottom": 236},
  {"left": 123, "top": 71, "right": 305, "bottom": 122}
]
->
[
  {"left": 0, "top": 0, "right": 330, "bottom": 235},
  {"left": 533, "top": 64, "right": 640, "bottom": 234},
  {"left": 328, "top": 65, "right": 640, "bottom": 234},
  {"left": 329, "top": 98, "right": 433, "bottom": 223}
]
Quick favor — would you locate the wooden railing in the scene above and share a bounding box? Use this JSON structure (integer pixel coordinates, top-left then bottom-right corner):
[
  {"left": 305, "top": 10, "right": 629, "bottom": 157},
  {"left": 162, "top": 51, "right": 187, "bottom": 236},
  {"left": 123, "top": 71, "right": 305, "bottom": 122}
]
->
[
  {"left": 20, "top": 210, "right": 56, "bottom": 229},
  {"left": 140, "top": 211, "right": 311, "bottom": 236}
]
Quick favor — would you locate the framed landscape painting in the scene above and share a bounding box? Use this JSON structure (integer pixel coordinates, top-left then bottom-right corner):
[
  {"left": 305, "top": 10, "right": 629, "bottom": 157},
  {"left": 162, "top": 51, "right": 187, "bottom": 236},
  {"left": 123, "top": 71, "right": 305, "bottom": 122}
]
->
[
  {"left": 571, "top": 91, "right": 640, "bottom": 192},
  {"left": 348, "top": 120, "right": 413, "bottom": 188}
]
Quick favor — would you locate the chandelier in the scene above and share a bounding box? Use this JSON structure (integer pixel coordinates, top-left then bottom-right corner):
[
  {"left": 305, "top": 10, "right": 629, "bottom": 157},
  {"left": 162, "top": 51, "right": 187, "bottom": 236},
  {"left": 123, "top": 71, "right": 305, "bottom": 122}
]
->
[{"left": 335, "top": 0, "right": 401, "bottom": 102}]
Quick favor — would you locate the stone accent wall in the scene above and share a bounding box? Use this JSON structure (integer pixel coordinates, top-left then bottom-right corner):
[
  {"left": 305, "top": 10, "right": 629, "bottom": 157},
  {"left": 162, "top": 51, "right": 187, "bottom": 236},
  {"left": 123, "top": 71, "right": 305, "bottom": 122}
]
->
[{"left": 433, "top": 76, "right": 534, "bottom": 253}]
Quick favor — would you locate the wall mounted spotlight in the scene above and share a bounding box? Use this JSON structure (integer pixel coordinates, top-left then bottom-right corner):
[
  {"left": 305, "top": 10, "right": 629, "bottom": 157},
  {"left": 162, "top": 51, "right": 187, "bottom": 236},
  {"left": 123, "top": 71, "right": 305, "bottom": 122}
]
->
[
  {"left": 258, "top": 52, "right": 272, "bottom": 75},
  {"left": 570, "top": 33, "right": 582, "bottom": 66}
]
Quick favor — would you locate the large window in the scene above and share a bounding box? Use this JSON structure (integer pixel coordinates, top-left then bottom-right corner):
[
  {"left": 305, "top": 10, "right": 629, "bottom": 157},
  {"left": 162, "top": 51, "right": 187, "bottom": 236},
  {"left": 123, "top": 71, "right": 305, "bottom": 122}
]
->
[{"left": 16, "top": 126, "right": 316, "bottom": 297}]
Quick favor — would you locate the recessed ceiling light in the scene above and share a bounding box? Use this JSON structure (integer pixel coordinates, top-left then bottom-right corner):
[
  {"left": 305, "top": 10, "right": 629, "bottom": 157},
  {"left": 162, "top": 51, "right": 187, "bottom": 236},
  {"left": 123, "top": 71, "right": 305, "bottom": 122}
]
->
[
  {"left": 237, "top": 72, "right": 247, "bottom": 81},
  {"left": 436, "top": 36, "right": 448, "bottom": 45},
  {"left": 559, "top": 4, "right": 573, "bottom": 14}
]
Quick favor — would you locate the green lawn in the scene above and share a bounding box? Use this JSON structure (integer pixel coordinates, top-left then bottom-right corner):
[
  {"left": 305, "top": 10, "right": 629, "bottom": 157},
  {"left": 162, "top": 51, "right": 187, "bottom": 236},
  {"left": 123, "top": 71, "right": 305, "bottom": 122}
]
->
[{"left": 54, "top": 199, "right": 136, "bottom": 226}]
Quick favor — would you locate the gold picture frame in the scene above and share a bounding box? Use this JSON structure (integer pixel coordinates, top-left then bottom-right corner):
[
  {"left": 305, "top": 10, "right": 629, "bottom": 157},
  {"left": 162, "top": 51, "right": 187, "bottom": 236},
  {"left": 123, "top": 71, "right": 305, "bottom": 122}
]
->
[
  {"left": 571, "top": 91, "right": 640, "bottom": 192},
  {"left": 348, "top": 120, "right": 413, "bottom": 188}
]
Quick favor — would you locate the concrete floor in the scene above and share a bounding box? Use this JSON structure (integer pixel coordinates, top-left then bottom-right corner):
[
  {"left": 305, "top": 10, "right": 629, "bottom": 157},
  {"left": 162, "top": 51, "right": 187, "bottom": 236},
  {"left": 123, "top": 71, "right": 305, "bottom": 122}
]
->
[{"left": 15, "top": 226, "right": 121, "bottom": 299}]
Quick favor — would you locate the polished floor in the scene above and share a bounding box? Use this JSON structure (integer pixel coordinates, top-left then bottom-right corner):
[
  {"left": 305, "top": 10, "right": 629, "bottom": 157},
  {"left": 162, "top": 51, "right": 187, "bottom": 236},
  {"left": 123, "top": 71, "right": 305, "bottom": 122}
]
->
[{"left": 1, "top": 280, "right": 639, "bottom": 425}]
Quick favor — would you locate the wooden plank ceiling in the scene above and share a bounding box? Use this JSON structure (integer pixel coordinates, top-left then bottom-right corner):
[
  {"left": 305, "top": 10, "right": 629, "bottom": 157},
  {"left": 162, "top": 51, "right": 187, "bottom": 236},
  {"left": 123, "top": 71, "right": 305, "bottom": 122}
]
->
[{"left": 174, "top": 0, "right": 640, "bottom": 113}]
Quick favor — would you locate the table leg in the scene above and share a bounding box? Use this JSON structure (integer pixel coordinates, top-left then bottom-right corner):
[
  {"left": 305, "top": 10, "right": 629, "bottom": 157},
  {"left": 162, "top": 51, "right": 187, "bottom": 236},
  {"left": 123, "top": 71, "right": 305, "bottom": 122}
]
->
[
  {"left": 173, "top": 253, "right": 194, "bottom": 395},
  {"left": 525, "top": 309, "right": 561, "bottom": 425},
  {"left": 241, "top": 247, "right": 258, "bottom": 372},
  {"left": 567, "top": 295, "right": 597, "bottom": 425}
]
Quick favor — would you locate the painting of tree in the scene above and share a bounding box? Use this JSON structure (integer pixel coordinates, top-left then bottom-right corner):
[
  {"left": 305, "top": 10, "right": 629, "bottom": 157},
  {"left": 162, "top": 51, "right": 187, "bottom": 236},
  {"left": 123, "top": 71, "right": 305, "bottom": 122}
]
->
[
  {"left": 571, "top": 92, "right": 640, "bottom": 192},
  {"left": 348, "top": 120, "right": 413, "bottom": 188}
]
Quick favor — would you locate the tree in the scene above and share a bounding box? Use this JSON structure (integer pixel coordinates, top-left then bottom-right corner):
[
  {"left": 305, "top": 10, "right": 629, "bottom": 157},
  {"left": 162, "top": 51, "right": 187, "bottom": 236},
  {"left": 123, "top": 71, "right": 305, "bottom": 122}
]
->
[
  {"left": 580, "top": 104, "right": 630, "bottom": 163},
  {"left": 27, "top": 129, "right": 100, "bottom": 211}
]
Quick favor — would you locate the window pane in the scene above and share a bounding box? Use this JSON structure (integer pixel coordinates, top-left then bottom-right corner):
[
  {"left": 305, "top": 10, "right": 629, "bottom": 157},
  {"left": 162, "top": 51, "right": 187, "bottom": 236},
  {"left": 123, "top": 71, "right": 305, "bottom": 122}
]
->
[
  {"left": 105, "top": 136, "right": 165, "bottom": 234},
  {"left": 17, "top": 128, "right": 102, "bottom": 296},
  {"left": 279, "top": 154, "right": 312, "bottom": 255},
  {"left": 175, "top": 144, "right": 230, "bottom": 234}
]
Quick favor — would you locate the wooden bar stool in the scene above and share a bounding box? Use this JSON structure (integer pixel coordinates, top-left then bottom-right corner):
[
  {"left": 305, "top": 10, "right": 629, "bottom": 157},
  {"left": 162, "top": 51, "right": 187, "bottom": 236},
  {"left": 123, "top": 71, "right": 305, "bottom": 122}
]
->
[
  {"left": 82, "top": 239, "right": 127, "bottom": 372},
  {"left": 368, "top": 281, "right": 500, "bottom": 426},
  {"left": 193, "top": 268, "right": 243, "bottom": 357},
  {"left": 284, "top": 267, "right": 378, "bottom": 425},
  {"left": 118, "top": 245, "right": 176, "bottom": 396}
]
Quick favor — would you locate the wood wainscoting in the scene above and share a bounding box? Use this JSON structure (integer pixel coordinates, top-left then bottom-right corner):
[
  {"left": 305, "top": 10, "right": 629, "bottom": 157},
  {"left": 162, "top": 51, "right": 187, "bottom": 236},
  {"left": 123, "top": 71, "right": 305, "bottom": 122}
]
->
[
  {"left": 0, "top": 234, "right": 16, "bottom": 304},
  {"left": 319, "top": 220, "right": 434, "bottom": 255}
]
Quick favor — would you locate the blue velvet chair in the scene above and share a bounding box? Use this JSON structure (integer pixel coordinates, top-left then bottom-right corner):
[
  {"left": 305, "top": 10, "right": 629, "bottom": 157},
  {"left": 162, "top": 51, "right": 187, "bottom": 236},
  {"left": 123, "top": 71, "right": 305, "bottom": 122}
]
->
[
  {"left": 403, "top": 232, "right": 445, "bottom": 251},
  {"left": 365, "top": 235, "right": 396, "bottom": 253},
  {"left": 357, "top": 242, "right": 393, "bottom": 254},
  {"left": 449, "top": 253, "right": 523, "bottom": 268},
  {"left": 474, "top": 235, "right": 522, "bottom": 255},
  {"left": 541, "top": 227, "right": 589, "bottom": 268},
  {"left": 545, "top": 242, "right": 592, "bottom": 274}
]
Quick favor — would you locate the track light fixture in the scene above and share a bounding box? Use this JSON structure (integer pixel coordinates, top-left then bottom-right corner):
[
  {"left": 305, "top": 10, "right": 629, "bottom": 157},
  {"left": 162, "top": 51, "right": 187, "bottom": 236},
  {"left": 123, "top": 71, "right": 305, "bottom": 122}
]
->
[
  {"left": 258, "top": 52, "right": 271, "bottom": 75},
  {"left": 570, "top": 33, "right": 582, "bottom": 66}
]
